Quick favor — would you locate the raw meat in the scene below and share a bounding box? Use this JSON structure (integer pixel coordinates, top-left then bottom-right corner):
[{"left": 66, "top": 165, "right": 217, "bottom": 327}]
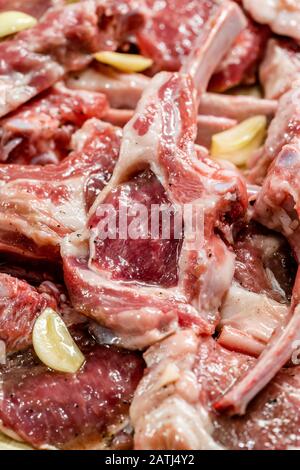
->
[
  {"left": 199, "top": 92, "right": 277, "bottom": 123},
  {"left": 218, "top": 283, "right": 288, "bottom": 356},
  {"left": 0, "top": 326, "right": 144, "bottom": 449},
  {"left": 209, "top": 15, "right": 270, "bottom": 92},
  {"left": 132, "top": 332, "right": 300, "bottom": 449},
  {"left": 0, "top": 273, "right": 57, "bottom": 353},
  {"left": 136, "top": 0, "right": 219, "bottom": 73},
  {"left": 215, "top": 84, "right": 300, "bottom": 416},
  {"left": 197, "top": 337, "right": 300, "bottom": 450},
  {"left": 260, "top": 39, "right": 300, "bottom": 100},
  {"left": 218, "top": 222, "right": 296, "bottom": 356},
  {"left": 0, "top": 0, "right": 144, "bottom": 117},
  {"left": 248, "top": 86, "right": 300, "bottom": 183},
  {"left": 68, "top": 65, "right": 150, "bottom": 109},
  {"left": 135, "top": 0, "right": 268, "bottom": 92},
  {"left": 131, "top": 330, "right": 222, "bottom": 450},
  {"left": 0, "top": 83, "right": 109, "bottom": 165},
  {"left": 233, "top": 222, "right": 296, "bottom": 303},
  {"left": 69, "top": 67, "right": 277, "bottom": 121},
  {"left": 242, "top": 0, "right": 300, "bottom": 42},
  {"left": 62, "top": 2, "right": 248, "bottom": 349},
  {"left": 0, "top": 119, "right": 121, "bottom": 260},
  {"left": 0, "top": 273, "right": 84, "bottom": 354}
]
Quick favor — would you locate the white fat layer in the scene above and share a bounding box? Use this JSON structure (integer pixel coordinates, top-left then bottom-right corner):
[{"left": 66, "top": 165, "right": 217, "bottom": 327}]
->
[{"left": 220, "top": 283, "right": 288, "bottom": 344}]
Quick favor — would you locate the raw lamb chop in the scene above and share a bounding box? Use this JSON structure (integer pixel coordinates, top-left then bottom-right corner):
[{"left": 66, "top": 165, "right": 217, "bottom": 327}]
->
[
  {"left": 0, "top": 325, "right": 144, "bottom": 450},
  {"left": 62, "top": 1, "right": 248, "bottom": 350},
  {"left": 242, "top": 0, "right": 300, "bottom": 42},
  {"left": 215, "top": 86, "right": 300, "bottom": 416},
  {"left": 0, "top": 0, "right": 144, "bottom": 118},
  {"left": 134, "top": 0, "right": 269, "bottom": 92},
  {"left": 0, "top": 83, "right": 109, "bottom": 165},
  {"left": 218, "top": 222, "right": 296, "bottom": 357},
  {"left": 131, "top": 330, "right": 222, "bottom": 450},
  {"left": 199, "top": 92, "right": 277, "bottom": 123},
  {"left": 197, "top": 337, "right": 300, "bottom": 450},
  {"left": 0, "top": 119, "right": 121, "bottom": 260},
  {"left": 131, "top": 330, "right": 300, "bottom": 449}
]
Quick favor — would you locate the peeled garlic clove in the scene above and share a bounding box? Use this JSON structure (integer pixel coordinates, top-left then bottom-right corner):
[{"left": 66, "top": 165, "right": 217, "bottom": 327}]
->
[
  {"left": 0, "top": 11, "right": 37, "bottom": 38},
  {"left": 211, "top": 115, "right": 267, "bottom": 166},
  {"left": 33, "top": 308, "right": 85, "bottom": 374},
  {"left": 93, "top": 51, "right": 153, "bottom": 73}
]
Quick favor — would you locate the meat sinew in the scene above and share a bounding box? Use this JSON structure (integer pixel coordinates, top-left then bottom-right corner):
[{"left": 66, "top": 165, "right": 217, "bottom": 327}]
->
[{"left": 62, "top": 1, "right": 248, "bottom": 349}]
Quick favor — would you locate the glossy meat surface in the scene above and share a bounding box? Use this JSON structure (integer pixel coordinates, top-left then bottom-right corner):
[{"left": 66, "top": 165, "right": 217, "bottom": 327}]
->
[
  {"left": 89, "top": 169, "right": 182, "bottom": 288},
  {"left": 0, "top": 119, "right": 121, "bottom": 260},
  {"left": 0, "top": 0, "right": 144, "bottom": 118},
  {"left": 0, "top": 326, "right": 144, "bottom": 449},
  {"left": 243, "top": 0, "right": 300, "bottom": 42},
  {"left": 63, "top": 1, "right": 247, "bottom": 349},
  {"left": 0, "top": 84, "right": 108, "bottom": 165}
]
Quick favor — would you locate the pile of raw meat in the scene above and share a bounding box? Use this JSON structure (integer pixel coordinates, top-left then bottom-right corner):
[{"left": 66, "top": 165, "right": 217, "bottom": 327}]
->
[{"left": 0, "top": 0, "right": 300, "bottom": 450}]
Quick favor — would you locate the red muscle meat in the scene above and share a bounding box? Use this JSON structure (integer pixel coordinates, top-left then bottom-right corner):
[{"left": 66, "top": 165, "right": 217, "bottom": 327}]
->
[
  {"left": 0, "top": 83, "right": 109, "bottom": 165},
  {"left": 209, "top": 16, "right": 270, "bottom": 92},
  {"left": 134, "top": 0, "right": 268, "bottom": 91},
  {"left": 0, "top": 326, "right": 144, "bottom": 449},
  {"left": 0, "top": 0, "right": 144, "bottom": 118},
  {"left": 0, "top": 119, "right": 121, "bottom": 260},
  {"left": 196, "top": 337, "right": 300, "bottom": 450},
  {"left": 136, "top": 0, "right": 218, "bottom": 72},
  {"left": 62, "top": 2, "right": 247, "bottom": 349},
  {"left": 0, "top": 273, "right": 84, "bottom": 354},
  {"left": 233, "top": 222, "right": 296, "bottom": 303}
]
